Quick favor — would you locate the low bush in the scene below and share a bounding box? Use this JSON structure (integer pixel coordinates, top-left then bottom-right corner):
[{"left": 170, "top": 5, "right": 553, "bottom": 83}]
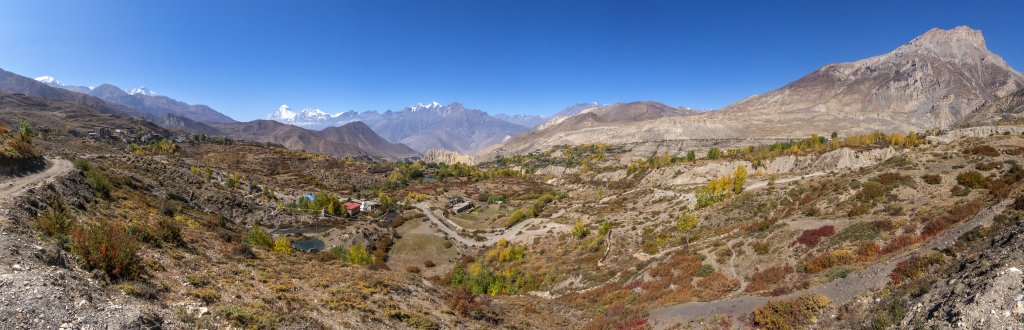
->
[
  {"left": 218, "top": 304, "right": 277, "bottom": 329},
  {"left": 833, "top": 222, "right": 881, "bottom": 242},
  {"left": 875, "top": 172, "right": 902, "bottom": 185},
  {"left": 805, "top": 250, "right": 856, "bottom": 273},
  {"left": 881, "top": 235, "right": 919, "bottom": 254},
  {"left": 272, "top": 237, "right": 293, "bottom": 253},
  {"left": 956, "top": 171, "right": 988, "bottom": 189},
  {"left": 753, "top": 294, "right": 832, "bottom": 330},
  {"left": 745, "top": 265, "right": 794, "bottom": 294},
  {"left": 965, "top": 145, "right": 999, "bottom": 157},
  {"left": 35, "top": 199, "right": 74, "bottom": 244},
  {"left": 920, "top": 200, "right": 985, "bottom": 238},
  {"left": 796, "top": 225, "right": 835, "bottom": 247},
  {"left": 71, "top": 221, "right": 142, "bottom": 280},
  {"left": 847, "top": 203, "right": 871, "bottom": 217},
  {"left": 406, "top": 266, "right": 421, "bottom": 273},
  {"left": 188, "top": 287, "right": 220, "bottom": 304},
  {"left": 245, "top": 225, "right": 273, "bottom": 250},
  {"left": 920, "top": 174, "right": 942, "bottom": 185},
  {"left": 890, "top": 251, "right": 946, "bottom": 285}
]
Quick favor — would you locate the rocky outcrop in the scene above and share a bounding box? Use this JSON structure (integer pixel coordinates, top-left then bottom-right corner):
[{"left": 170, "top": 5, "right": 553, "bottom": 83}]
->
[
  {"left": 421, "top": 149, "right": 475, "bottom": 165},
  {"left": 927, "top": 125, "right": 1024, "bottom": 144}
]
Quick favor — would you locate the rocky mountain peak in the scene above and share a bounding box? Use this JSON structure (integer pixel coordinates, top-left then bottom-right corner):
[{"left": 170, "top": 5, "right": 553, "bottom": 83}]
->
[{"left": 907, "top": 26, "right": 986, "bottom": 50}]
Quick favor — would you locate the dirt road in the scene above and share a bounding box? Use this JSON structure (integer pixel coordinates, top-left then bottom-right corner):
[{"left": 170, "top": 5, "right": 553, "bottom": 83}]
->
[
  {"left": 648, "top": 198, "right": 1010, "bottom": 329},
  {"left": 414, "top": 203, "right": 563, "bottom": 247},
  {"left": 0, "top": 158, "right": 74, "bottom": 205}
]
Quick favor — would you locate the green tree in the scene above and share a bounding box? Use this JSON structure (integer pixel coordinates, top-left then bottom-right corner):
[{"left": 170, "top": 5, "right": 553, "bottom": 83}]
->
[
  {"left": 677, "top": 212, "right": 699, "bottom": 244},
  {"left": 245, "top": 225, "right": 273, "bottom": 250},
  {"left": 686, "top": 150, "right": 696, "bottom": 162},
  {"left": 707, "top": 148, "right": 722, "bottom": 160},
  {"left": 732, "top": 165, "right": 748, "bottom": 193}
]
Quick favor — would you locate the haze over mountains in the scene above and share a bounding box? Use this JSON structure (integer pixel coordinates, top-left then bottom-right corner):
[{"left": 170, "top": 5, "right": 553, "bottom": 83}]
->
[
  {"left": 267, "top": 102, "right": 544, "bottom": 153},
  {"left": 487, "top": 26, "right": 1024, "bottom": 158}
]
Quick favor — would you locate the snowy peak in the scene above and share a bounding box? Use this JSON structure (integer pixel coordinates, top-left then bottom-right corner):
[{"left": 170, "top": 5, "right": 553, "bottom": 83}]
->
[
  {"left": 128, "top": 86, "right": 157, "bottom": 96},
  {"left": 409, "top": 101, "right": 443, "bottom": 112},
  {"left": 297, "top": 107, "right": 331, "bottom": 121},
  {"left": 34, "top": 76, "right": 62, "bottom": 85},
  {"left": 269, "top": 104, "right": 298, "bottom": 121}
]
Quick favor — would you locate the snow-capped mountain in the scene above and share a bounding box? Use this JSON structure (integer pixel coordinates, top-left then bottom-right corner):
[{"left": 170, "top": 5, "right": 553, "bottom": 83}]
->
[
  {"left": 34, "top": 76, "right": 62, "bottom": 85},
  {"left": 264, "top": 102, "right": 533, "bottom": 153},
  {"left": 128, "top": 86, "right": 157, "bottom": 96},
  {"left": 269, "top": 104, "right": 298, "bottom": 121},
  {"left": 34, "top": 76, "right": 94, "bottom": 94},
  {"left": 409, "top": 101, "right": 442, "bottom": 112}
]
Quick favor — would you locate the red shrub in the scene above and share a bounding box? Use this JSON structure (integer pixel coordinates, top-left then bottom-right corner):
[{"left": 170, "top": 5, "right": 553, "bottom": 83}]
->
[
  {"left": 796, "top": 225, "right": 836, "bottom": 247},
  {"left": 881, "top": 235, "right": 919, "bottom": 254}
]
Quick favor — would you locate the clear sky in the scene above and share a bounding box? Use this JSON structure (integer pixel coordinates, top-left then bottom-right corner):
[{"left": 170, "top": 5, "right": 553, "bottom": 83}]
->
[{"left": 1, "top": 0, "right": 1022, "bottom": 121}]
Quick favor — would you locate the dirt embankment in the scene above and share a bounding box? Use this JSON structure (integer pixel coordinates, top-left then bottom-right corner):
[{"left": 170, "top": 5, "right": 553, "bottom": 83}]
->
[{"left": 0, "top": 159, "right": 162, "bottom": 329}]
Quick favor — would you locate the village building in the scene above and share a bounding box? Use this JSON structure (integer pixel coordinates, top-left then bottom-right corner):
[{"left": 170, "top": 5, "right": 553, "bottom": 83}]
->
[{"left": 344, "top": 201, "right": 361, "bottom": 217}]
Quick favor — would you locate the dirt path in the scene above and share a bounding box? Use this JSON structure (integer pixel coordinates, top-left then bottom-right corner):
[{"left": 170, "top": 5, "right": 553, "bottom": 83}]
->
[
  {"left": 0, "top": 158, "right": 74, "bottom": 205},
  {"left": 414, "top": 203, "right": 564, "bottom": 247},
  {"left": 746, "top": 171, "right": 827, "bottom": 191},
  {"left": 648, "top": 198, "right": 1011, "bottom": 329}
]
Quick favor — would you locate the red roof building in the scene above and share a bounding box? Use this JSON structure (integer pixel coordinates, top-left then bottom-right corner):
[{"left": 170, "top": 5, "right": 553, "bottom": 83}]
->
[{"left": 344, "top": 201, "right": 361, "bottom": 217}]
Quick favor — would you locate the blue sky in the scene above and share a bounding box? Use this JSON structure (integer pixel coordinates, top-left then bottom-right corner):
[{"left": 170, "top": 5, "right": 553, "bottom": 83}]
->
[{"left": 1, "top": 0, "right": 1022, "bottom": 121}]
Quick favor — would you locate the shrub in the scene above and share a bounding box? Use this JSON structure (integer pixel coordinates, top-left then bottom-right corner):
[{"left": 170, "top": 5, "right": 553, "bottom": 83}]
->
[
  {"left": 920, "top": 174, "right": 942, "bottom": 185},
  {"left": 752, "top": 241, "right": 771, "bottom": 255},
  {"left": 71, "top": 221, "right": 142, "bottom": 280},
  {"left": 36, "top": 199, "right": 74, "bottom": 243},
  {"left": 572, "top": 220, "right": 589, "bottom": 239},
  {"left": 753, "top": 294, "right": 831, "bottom": 330},
  {"left": 833, "top": 222, "right": 880, "bottom": 242},
  {"left": 745, "top": 265, "right": 794, "bottom": 294},
  {"left": 272, "top": 237, "right": 293, "bottom": 253},
  {"left": 965, "top": 145, "right": 999, "bottom": 157},
  {"left": 796, "top": 225, "right": 835, "bottom": 247},
  {"left": 881, "top": 235, "right": 918, "bottom": 254},
  {"left": 245, "top": 225, "right": 273, "bottom": 250},
  {"left": 329, "top": 245, "right": 349, "bottom": 261},
  {"left": 424, "top": 260, "right": 436, "bottom": 268},
  {"left": 347, "top": 245, "right": 373, "bottom": 265},
  {"left": 890, "top": 251, "right": 946, "bottom": 285},
  {"left": 83, "top": 165, "right": 112, "bottom": 198},
  {"left": 152, "top": 217, "right": 184, "bottom": 247},
  {"left": 921, "top": 200, "right": 985, "bottom": 238},
  {"left": 406, "top": 266, "right": 421, "bottom": 273},
  {"left": 855, "top": 181, "right": 889, "bottom": 202},
  {"left": 696, "top": 264, "right": 715, "bottom": 277},
  {"left": 189, "top": 287, "right": 220, "bottom": 304},
  {"left": 218, "top": 304, "right": 277, "bottom": 329},
  {"left": 875, "top": 172, "right": 902, "bottom": 185},
  {"left": 805, "top": 250, "right": 856, "bottom": 273},
  {"left": 956, "top": 171, "right": 988, "bottom": 189}
]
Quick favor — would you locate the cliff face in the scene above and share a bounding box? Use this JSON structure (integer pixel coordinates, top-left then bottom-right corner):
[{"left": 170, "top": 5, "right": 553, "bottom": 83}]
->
[{"left": 422, "top": 149, "right": 475, "bottom": 165}]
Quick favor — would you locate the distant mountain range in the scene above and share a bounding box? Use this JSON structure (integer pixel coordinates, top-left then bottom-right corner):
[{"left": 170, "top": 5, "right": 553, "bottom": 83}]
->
[
  {"left": 0, "top": 69, "right": 417, "bottom": 160},
  {"left": 35, "top": 77, "right": 236, "bottom": 123},
  {"left": 267, "top": 102, "right": 543, "bottom": 153}
]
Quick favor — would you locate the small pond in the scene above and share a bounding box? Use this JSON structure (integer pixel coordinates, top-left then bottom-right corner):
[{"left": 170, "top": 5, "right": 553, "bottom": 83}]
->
[{"left": 292, "top": 238, "right": 326, "bottom": 252}]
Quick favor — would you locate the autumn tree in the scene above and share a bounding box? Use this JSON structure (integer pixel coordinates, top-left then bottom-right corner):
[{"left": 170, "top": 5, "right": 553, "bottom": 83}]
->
[
  {"left": 732, "top": 165, "right": 748, "bottom": 193},
  {"left": 677, "top": 212, "right": 699, "bottom": 244}
]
